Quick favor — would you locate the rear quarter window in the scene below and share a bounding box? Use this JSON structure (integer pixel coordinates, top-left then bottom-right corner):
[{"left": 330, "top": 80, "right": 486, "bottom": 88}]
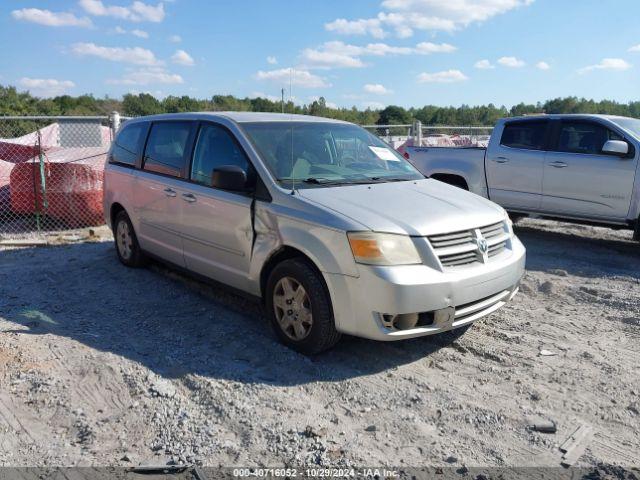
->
[
  {"left": 500, "top": 121, "right": 547, "bottom": 151},
  {"left": 111, "top": 122, "right": 147, "bottom": 166}
]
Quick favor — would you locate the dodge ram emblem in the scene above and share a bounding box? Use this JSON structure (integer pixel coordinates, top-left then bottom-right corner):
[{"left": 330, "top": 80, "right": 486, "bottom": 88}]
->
[{"left": 477, "top": 238, "right": 488, "bottom": 254}]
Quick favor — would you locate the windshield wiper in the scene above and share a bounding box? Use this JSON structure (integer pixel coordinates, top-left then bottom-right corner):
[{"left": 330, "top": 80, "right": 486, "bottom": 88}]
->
[{"left": 369, "top": 176, "right": 414, "bottom": 182}]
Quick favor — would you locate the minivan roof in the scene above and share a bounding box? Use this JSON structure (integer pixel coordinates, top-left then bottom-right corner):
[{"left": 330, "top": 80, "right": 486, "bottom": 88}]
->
[{"left": 124, "top": 111, "right": 351, "bottom": 124}]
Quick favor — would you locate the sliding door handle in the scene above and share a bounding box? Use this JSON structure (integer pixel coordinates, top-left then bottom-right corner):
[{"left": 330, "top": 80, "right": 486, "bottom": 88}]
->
[
  {"left": 181, "top": 193, "right": 197, "bottom": 203},
  {"left": 493, "top": 157, "right": 509, "bottom": 163},
  {"left": 163, "top": 188, "right": 177, "bottom": 197}
]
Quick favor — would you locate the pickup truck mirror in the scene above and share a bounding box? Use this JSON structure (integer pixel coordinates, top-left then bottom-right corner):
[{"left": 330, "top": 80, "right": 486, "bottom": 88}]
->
[
  {"left": 602, "top": 140, "right": 629, "bottom": 156},
  {"left": 212, "top": 165, "right": 248, "bottom": 191}
]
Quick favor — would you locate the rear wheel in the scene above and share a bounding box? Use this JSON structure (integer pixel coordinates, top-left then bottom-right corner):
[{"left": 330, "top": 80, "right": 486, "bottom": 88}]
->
[
  {"left": 114, "top": 211, "right": 146, "bottom": 267},
  {"left": 265, "top": 259, "right": 341, "bottom": 355}
]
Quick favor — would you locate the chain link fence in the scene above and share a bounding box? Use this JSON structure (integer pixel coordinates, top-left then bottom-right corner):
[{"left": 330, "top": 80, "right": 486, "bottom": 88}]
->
[
  {"left": 0, "top": 116, "right": 115, "bottom": 243},
  {"left": 363, "top": 123, "right": 494, "bottom": 149}
]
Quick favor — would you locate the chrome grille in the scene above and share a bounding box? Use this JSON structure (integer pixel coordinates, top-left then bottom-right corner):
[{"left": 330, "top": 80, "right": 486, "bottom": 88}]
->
[{"left": 428, "top": 221, "right": 510, "bottom": 268}]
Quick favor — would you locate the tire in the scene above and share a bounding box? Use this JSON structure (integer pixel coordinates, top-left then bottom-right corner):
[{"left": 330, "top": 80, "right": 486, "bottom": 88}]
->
[
  {"left": 113, "top": 210, "right": 146, "bottom": 268},
  {"left": 265, "top": 258, "right": 341, "bottom": 355},
  {"left": 634, "top": 217, "right": 640, "bottom": 242}
]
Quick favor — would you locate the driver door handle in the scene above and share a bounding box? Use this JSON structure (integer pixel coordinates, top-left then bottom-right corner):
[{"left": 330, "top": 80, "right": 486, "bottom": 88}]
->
[
  {"left": 181, "top": 192, "right": 197, "bottom": 203},
  {"left": 549, "top": 161, "right": 568, "bottom": 168},
  {"left": 493, "top": 157, "right": 509, "bottom": 163},
  {"left": 163, "top": 188, "right": 177, "bottom": 197}
]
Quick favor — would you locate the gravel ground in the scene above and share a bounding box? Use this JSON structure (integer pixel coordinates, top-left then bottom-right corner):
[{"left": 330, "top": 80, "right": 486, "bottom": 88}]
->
[{"left": 0, "top": 218, "right": 638, "bottom": 469}]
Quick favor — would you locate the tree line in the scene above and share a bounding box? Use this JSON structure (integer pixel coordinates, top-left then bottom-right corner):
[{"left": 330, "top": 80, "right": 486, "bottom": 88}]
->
[{"left": 1, "top": 84, "right": 639, "bottom": 127}]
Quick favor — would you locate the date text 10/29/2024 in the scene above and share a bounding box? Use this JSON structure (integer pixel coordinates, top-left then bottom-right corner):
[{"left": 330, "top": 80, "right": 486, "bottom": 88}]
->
[{"left": 232, "top": 468, "right": 399, "bottom": 478}]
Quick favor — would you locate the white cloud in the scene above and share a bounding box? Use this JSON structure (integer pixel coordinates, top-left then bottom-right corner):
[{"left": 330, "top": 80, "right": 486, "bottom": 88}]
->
[
  {"left": 255, "top": 68, "right": 330, "bottom": 88},
  {"left": 171, "top": 49, "right": 195, "bottom": 66},
  {"left": 267, "top": 56, "right": 278, "bottom": 65},
  {"left": 79, "top": 0, "right": 165, "bottom": 22},
  {"left": 578, "top": 58, "right": 632, "bottom": 74},
  {"left": 72, "top": 42, "right": 161, "bottom": 66},
  {"left": 107, "top": 68, "right": 183, "bottom": 85},
  {"left": 414, "top": 42, "right": 456, "bottom": 54},
  {"left": 536, "top": 61, "right": 550, "bottom": 70},
  {"left": 474, "top": 59, "right": 494, "bottom": 69},
  {"left": 364, "top": 83, "right": 392, "bottom": 95},
  {"left": 628, "top": 44, "right": 640, "bottom": 52},
  {"left": 19, "top": 78, "right": 75, "bottom": 97},
  {"left": 169, "top": 34, "right": 182, "bottom": 43},
  {"left": 497, "top": 56, "right": 526, "bottom": 67},
  {"left": 11, "top": 8, "right": 92, "bottom": 27},
  {"left": 114, "top": 26, "right": 149, "bottom": 37},
  {"left": 131, "top": 29, "right": 149, "bottom": 38},
  {"left": 325, "top": 18, "right": 387, "bottom": 38},
  {"left": 326, "top": 0, "right": 533, "bottom": 38},
  {"left": 417, "top": 69, "right": 468, "bottom": 83},
  {"left": 299, "top": 40, "right": 454, "bottom": 69}
]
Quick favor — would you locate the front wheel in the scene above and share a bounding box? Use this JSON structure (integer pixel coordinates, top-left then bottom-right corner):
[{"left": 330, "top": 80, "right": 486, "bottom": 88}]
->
[{"left": 265, "top": 259, "right": 341, "bottom": 355}]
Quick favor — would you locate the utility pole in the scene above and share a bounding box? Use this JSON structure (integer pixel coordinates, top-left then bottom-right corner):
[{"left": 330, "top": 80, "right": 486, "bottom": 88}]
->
[{"left": 281, "top": 88, "right": 285, "bottom": 114}]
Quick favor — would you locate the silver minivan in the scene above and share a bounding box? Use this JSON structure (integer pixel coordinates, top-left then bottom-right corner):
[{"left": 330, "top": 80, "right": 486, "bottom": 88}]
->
[{"left": 104, "top": 112, "right": 525, "bottom": 354}]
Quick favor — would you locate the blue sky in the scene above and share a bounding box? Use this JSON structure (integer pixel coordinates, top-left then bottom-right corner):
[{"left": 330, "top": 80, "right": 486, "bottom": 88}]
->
[{"left": 2, "top": 0, "right": 639, "bottom": 109}]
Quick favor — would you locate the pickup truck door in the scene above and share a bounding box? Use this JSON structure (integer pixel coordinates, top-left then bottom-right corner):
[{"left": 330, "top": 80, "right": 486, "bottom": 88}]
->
[
  {"left": 179, "top": 122, "right": 255, "bottom": 292},
  {"left": 485, "top": 120, "right": 549, "bottom": 210},
  {"left": 541, "top": 120, "right": 636, "bottom": 219}
]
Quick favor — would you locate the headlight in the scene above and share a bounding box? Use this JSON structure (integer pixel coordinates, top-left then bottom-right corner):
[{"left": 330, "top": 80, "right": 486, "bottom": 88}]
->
[{"left": 347, "top": 232, "right": 421, "bottom": 266}]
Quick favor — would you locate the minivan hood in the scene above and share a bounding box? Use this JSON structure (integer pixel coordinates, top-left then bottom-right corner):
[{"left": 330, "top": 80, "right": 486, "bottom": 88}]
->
[{"left": 298, "top": 178, "right": 505, "bottom": 236}]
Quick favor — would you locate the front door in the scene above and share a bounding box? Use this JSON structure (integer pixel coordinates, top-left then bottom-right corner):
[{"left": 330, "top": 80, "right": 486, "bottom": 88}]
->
[
  {"left": 485, "top": 120, "right": 549, "bottom": 211},
  {"left": 180, "top": 122, "right": 255, "bottom": 291},
  {"left": 541, "top": 120, "right": 636, "bottom": 219}
]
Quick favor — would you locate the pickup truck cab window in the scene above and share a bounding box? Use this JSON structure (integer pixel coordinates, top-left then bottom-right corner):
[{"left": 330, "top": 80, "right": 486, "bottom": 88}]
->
[
  {"left": 500, "top": 121, "right": 547, "bottom": 151},
  {"left": 143, "top": 121, "right": 193, "bottom": 177},
  {"left": 111, "top": 121, "right": 147, "bottom": 166},
  {"left": 555, "top": 121, "right": 623, "bottom": 155},
  {"left": 191, "top": 123, "right": 250, "bottom": 187}
]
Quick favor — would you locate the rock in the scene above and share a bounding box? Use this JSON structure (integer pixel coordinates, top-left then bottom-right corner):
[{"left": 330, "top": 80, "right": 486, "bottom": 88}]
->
[
  {"left": 364, "top": 425, "right": 377, "bottom": 432},
  {"left": 149, "top": 378, "right": 176, "bottom": 398},
  {"left": 539, "top": 281, "right": 555, "bottom": 294},
  {"left": 445, "top": 455, "right": 458, "bottom": 463}
]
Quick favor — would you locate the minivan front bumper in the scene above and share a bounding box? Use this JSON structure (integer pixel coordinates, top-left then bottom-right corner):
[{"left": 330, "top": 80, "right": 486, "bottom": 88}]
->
[{"left": 324, "top": 236, "right": 526, "bottom": 340}]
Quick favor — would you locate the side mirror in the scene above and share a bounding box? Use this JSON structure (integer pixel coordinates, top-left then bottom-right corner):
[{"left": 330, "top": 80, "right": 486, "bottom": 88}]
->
[
  {"left": 211, "top": 165, "right": 247, "bottom": 191},
  {"left": 602, "top": 140, "right": 629, "bottom": 156}
]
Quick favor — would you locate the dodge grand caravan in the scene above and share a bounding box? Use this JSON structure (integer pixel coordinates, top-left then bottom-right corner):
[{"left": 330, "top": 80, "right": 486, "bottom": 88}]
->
[{"left": 104, "top": 112, "right": 526, "bottom": 354}]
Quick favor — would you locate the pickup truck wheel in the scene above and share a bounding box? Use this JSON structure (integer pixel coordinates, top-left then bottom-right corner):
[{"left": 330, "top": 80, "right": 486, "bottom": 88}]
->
[
  {"left": 634, "top": 217, "right": 640, "bottom": 242},
  {"left": 266, "top": 259, "right": 341, "bottom": 355},
  {"left": 114, "top": 211, "right": 146, "bottom": 268}
]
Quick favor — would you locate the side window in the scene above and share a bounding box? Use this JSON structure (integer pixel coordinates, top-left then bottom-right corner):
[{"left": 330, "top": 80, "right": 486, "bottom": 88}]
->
[
  {"left": 190, "top": 124, "right": 249, "bottom": 186},
  {"left": 500, "top": 121, "right": 547, "bottom": 150},
  {"left": 111, "top": 122, "right": 146, "bottom": 166},
  {"left": 556, "top": 122, "right": 611, "bottom": 155},
  {"left": 143, "top": 122, "right": 192, "bottom": 177}
]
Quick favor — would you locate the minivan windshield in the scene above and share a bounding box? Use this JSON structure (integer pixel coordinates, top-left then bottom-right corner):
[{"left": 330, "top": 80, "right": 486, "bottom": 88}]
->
[
  {"left": 610, "top": 117, "right": 640, "bottom": 140},
  {"left": 241, "top": 122, "right": 423, "bottom": 188}
]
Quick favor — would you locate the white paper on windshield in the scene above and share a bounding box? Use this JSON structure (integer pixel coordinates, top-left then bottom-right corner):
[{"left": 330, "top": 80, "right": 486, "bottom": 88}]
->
[{"left": 369, "top": 146, "right": 400, "bottom": 161}]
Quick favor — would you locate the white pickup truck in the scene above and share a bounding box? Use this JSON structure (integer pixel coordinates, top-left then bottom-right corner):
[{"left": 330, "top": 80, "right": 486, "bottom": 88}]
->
[{"left": 405, "top": 114, "right": 640, "bottom": 241}]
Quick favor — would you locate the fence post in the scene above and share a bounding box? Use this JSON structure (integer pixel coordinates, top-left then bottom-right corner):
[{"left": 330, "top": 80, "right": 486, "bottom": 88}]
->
[
  {"left": 413, "top": 120, "right": 422, "bottom": 146},
  {"left": 110, "top": 111, "right": 121, "bottom": 138}
]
